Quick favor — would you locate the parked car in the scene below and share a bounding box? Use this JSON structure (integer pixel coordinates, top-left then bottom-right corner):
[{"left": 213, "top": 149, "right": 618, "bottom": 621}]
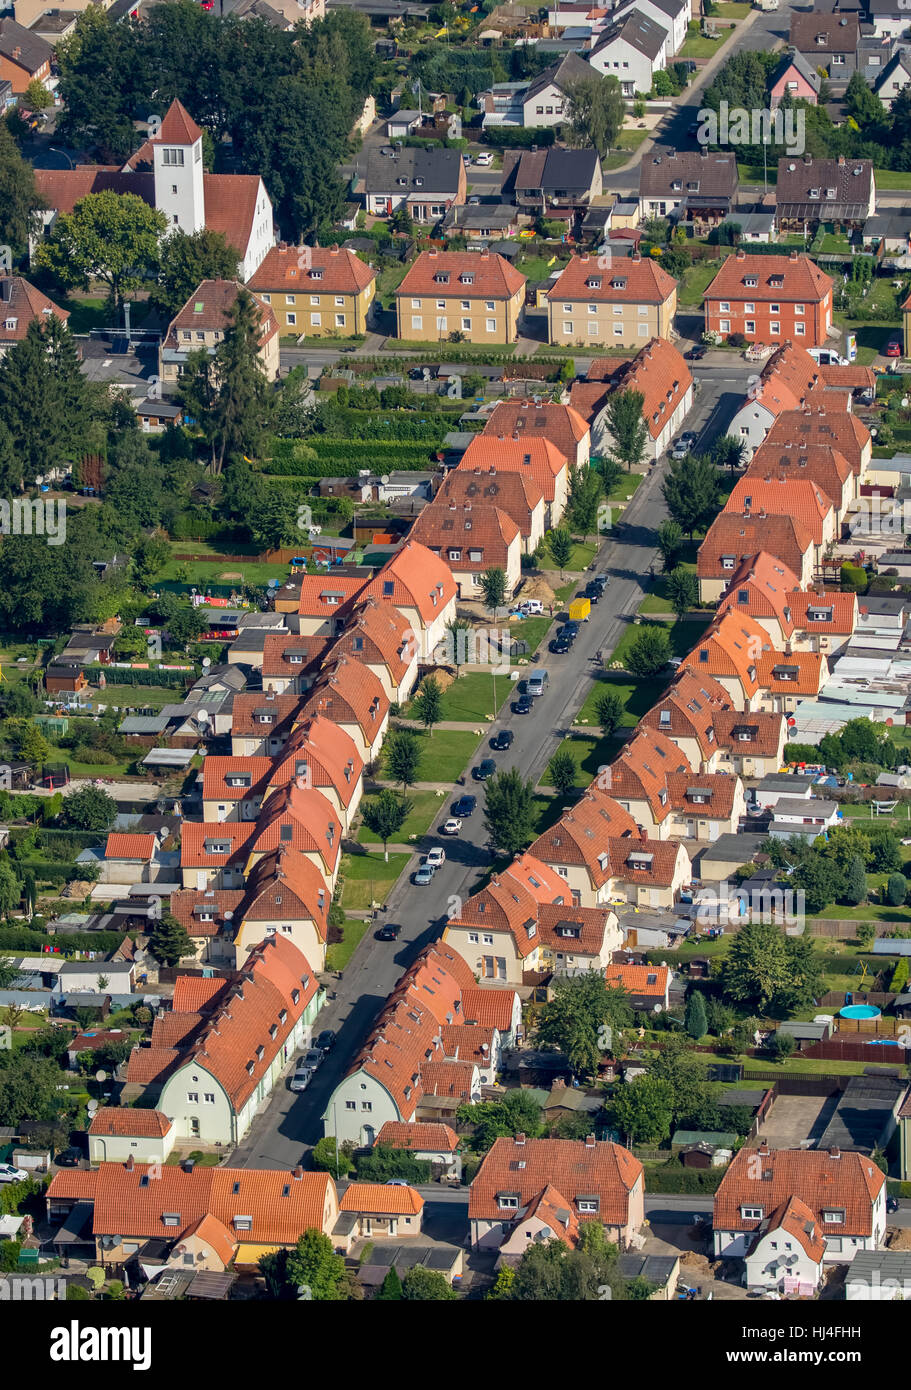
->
[
  {"left": 550, "top": 637, "right": 572, "bottom": 654},
  {"left": 424, "top": 846, "right": 446, "bottom": 869},
  {"left": 54, "top": 1148, "right": 83, "bottom": 1168},
  {"left": 453, "top": 794, "right": 477, "bottom": 817},
  {"left": 519, "top": 598, "right": 544, "bottom": 615},
  {"left": 289, "top": 1067, "right": 312, "bottom": 1092},
  {"left": 441, "top": 816, "right": 462, "bottom": 835},
  {"left": 378, "top": 922, "right": 401, "bottom": 941},
  {"left": 685, "top": 345, "right": 706, "bottom": 361},
  {"left": 886, "top": 338, "right": 902, "bottom": 358},
  {"left": 316, "top": 1030, "right": 336, "bottom": 1052},
  {"left": 527, "top": 670, "right": 548, "bottom": 697},
  {"left": 473, "top": 758, "right": 496, "bottom": 780},
  {"left": 514, "top": 693, "right": 534, "bottom": 714},
  {"left": 413, "top": 865, "right": 435, "bottom": 886},
  {"left": 557, "top": 622, "right": 580, "bottom": 641},
  {"left": 490, "top": 729, "right": 514, "bottom": 751},
  {"left": 887, "top": 1196, "right": 900, "bottom": 1213},
  {"left": 468, "top": 195, "right": 481, "bottom": 205},
  {"left": 475, "top": 151, "right": 494, "bottom": 166},
  {"left": 302, "top": 1048, "right": 322, "bottom": 1071},
  {"left": 0, "top": 1164, "right": 28, "bottom": 1184}
]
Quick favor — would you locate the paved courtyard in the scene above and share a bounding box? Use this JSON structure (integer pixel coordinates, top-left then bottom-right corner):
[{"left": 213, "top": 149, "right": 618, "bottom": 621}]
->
[{"left": 757, "top": 1093, "right": 838, "bottom": 1149}]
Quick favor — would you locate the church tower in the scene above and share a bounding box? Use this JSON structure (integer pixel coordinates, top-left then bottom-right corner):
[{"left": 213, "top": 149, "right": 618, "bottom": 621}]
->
[{"left": 152, "top": 99, "right": 206, "bottom": 236}]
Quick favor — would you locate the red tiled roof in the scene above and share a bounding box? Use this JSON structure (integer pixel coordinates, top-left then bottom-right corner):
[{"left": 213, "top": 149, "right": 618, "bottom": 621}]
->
[
  {"left": 180, "top": 821, "right": 256, "bottom": 869},
  {"left": 0, "top": 276, "right": 68, "bottom": 342},
  {"left": 698, "top": 512, "right": 815, "bottom": 585},
  {"left": 747, "top": 442, "right": 854, "bottom": 507},
  {"left": 410, "top": 499, "right": 519, "bottom": 571},
  {"left": 249, "top": 243, "right": 375, "bottom": 297},
  {"left": 261, "top": 634, "right": 331, "bottom": 682},
  {"left": 202, "top": 757, "right": 273, "bottom": 804},
  {"left": 523, "top": 1183, "right": 581, "bottom": 1247},
  {"left": 724, "top": 477, "right": 834, "bottom": 544},
  {"left": 639, "top": 668, "right": 731, "bottom": 760},
  {"left": 150, "top": 1011, "right": 204, "bottom": 1048},
  {"left": 481, "top": 400, "right": 589, "bottom": 461},
  {"left": 461, "top": 987, "right": 517, "bottom": 1032},
  {"left": 326, "top": 597, "right": 413, "bottom": 688},
  {"left": 180, "top": 1211, "right": 237, "bottom": 1267},
  {"left": 240, "top": 846, "right": 330, "bottom": 941},
  {"left": 105, "top": 832, "right": 157, "bottom": 862},
  {"left": 547, "top": 252, "right": 676, "bottom": 305},
  {"left": 604, "top": 962, "right": 669, "bottom": 998},
  {"left": 665, "top": 770, "right": 740, "bottom": 819},
  {"left": 154, "top": 99, "right": 203, "bottom": 146},
  {"left": 528, "top": 792, "right": 638, "bottom": 885},
  {"left": 459, "top": 435, "right": 568, "bottom": 504},
  {"left": 705, "top": 252, "right": 832, "bottom": 305},
  {"left": 748, "top": 1195, "right": 825, "bottom": 1265},
  {"left": 610, "top": 337, "right": 693, "bottom": 442},
  {"left": 55, "top": 1161, "right": 335, "bottom": 1247},
  {"left": 268, "top": 715, "right": 363, "bottom": 809},
  {"left": 763, "top": 409, "right": 870, "bottom": 476},
  {"left": 172, "top": 976, "right": 231, "bottom": 1013},
  {"left": 295, "top": 574, "right": 368, "bottom": 620},
  {"left": 441, "top": 1023, "right": 498, "bottom": 1064},
  {"left": 682, "top": 612, "right": 772, "bottom": 701},
  {"left": 429, "top": 466, "right": 545, "bottom": 540},
  {"left": 716, "top": 553, "right": 802, "bottom": 638},
  {"left": 88, "top": 1108, "right": 172, "bottom": 1138},
  {"left": 251, "top": 782, "right": 343, "bottom": 876},
  {"left": 163, "top": 280, "right": 277, "bottom": 351},
  {"left": 230, "top": 692, "right": 301, "bottom": 740},
  {"left": 398, "top": 249, "right": 526, "bottom": 300},
  {"left": 712, "top": 708, "right": 786, "bottom": 759},
  {"left": 714, "top": 1146, "right": 884, "bottom": 1238},
  {"left": 469, "top": 1137, "right": 643, "bottom": 1225},
  {"left": 420, "top": 1059, "right": 476, "bottom": 1098},
  {"left": 788, "top": 589, "right": 857, "bottom": 634},
  {"left": 34, "top": 168, "right": 154, "bottom": 216},
  {"left": 536, "top": 901, "right": 617, "bottom": 955},
  {"left": 609, "top": 727, "right": 689, "bottom": 824},
  {"left": 756, "top": 649, "right": 826, "bottom": 697},
  {"left": 375, "top": 1122, "right": 460, "bottom": 1152},
  {"left": 297, "top": 655, "right": 389, "bottom": 747},
  {"left": 339, "top": 1181, "right": 424, "bottom": 1216},
  {"left": 168, "top": 889, "right": 245, "bottom": 937},
  {"left": 360, "top": 540, "right": 457, "bottom": 625},
  {"left": 200, "top": 175, "right": 268, "bottom": 259},
  {"left": 606, "top": 835, "right": 685, "bottom": 888}
]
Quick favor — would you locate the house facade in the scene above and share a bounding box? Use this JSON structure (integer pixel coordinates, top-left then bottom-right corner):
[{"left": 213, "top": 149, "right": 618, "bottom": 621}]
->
[{"left": 395, "top": 249, "right": 526, "bottom": 345}]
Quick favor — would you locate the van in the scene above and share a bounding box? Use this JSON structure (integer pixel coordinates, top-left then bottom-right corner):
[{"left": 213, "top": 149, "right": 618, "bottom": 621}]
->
[{"left": 528, "top": 670, "right": 548, "bottom": 697}]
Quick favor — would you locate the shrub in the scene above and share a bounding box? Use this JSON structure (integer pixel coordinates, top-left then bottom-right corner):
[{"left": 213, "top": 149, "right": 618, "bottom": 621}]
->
[
  {"left": 728, "top": 332, "right": 748, "bottom": 348},
  {"left": 890, "top": 956, "right": 909, "bottom": 992},
  {"left": 840, "top": 563, "right": 868, "bottom": 594}
]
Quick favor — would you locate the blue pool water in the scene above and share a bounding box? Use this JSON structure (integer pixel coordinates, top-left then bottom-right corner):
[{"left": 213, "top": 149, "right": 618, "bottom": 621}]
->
[{"left": 839, "top": 1004, "right": 881, "bottom": 1020}]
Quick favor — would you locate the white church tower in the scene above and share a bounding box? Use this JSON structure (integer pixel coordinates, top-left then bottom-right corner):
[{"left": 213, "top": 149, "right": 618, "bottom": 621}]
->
[{"left": 152, "top": 100, "right": 206, "bottom": 236}]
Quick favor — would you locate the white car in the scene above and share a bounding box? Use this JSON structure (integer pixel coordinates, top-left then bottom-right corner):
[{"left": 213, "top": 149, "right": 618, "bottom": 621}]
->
[
  {"left": 520, "top": 598, "right": 544, "bottom": 615},
  {"left": 441, "top": 817, "right": 462, "bottom": 835},
  {"left": 424, "top": 846, "right": 446, "bottom": 869},
  {"left": 0, "top": 1164, "right": 28, "bottom": 1184},
  {"left": 475, "top": 152, "right": 494, "bottom": 166}
]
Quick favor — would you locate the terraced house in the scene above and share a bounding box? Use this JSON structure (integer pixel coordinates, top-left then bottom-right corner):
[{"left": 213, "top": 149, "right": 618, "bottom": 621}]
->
[
  {"left": 395, "top": 249, "right": 526, "bottom": 345},
  {"left": 248, "top": 243, "right": 377, "bottom": 338},
  {"left": 547, "top": 251, "right": 677, "bottom": 349}
]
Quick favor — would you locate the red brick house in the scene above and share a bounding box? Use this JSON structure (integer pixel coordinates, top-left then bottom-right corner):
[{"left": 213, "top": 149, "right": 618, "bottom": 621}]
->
[{"left": 704, "top": 249, "right": 834, "bottom": 348}]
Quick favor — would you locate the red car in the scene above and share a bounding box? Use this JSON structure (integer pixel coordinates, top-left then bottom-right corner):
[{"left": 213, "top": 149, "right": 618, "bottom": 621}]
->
[{"left": 886, "top": 339, "right": 902, "bottom": 358}]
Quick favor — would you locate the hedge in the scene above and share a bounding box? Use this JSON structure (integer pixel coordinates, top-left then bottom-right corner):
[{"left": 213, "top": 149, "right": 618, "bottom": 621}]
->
[
  {"left": 306, "top": 442, "right": 438, "bottom": 470},
  {"left": 642, "top": 1164, "right": 725, "bottom": 1193},
  {"left": 15, "top": 861, "right": 85, "bottom": 884},
  {"left": 482, "top": 126, "right": 556, "bottom": 149},
  {"left": 890, "top": 957, "right": 909, "bottom": 992},
  {"left": 0, "top": 926, "right": 129, "bottom": 954}
]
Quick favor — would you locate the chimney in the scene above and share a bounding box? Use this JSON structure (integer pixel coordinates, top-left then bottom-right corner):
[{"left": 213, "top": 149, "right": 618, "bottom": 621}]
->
[
  {"left": 515, "top": 1132, "right": 526, "bottom": 1146},
  {"left": 12, "top": 45, "right": 20, "bottom": 59},
  {"left": 293, "top": 1165, "right": 304, "bottom": 1180},
  {"left": 584, "top": 1134, "right": 596, "bottom": 1148},
  {"left": 757, "top": 1139, "right": 770, "bottom": 1156},
  {"left": 480, "top": 246, "right": 490, "bottom": 259},
  {"left": 829, "top": 1146, "right": 840, "bottom": 1159},
  {"left": 182, "top": 1158, "right": 195, "bottom": 1173},
  {"left": 736, "top": 247, "right": 746, "bottom": 260},
  {"left": 125, "top": 1154, "right": 134, "bottom": 1171},
  {"left": 630, "top": 249, "right": 641, "bottom": 263},
  {"left": 789, "top": 249, "right": 799, "bottom": 262},
  {"left": 838, "top": 154, "right": 845, "bottom": 167},
  {"left": 803, "top": 153, "right": 811, "bottom": 165}
]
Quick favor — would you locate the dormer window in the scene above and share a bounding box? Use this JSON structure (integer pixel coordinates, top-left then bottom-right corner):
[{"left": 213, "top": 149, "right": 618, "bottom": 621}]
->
[
  {"left": 3, "top": 318, "right": 17, "bottom": 332},
  {"left": 309, "top": 269, "right": 322, "bottom": 281},
  {"left": 809, "top": 188, "right": 820, "bottom": 199},
  {"left": 585, "top": 277, "right": 602, "bottom": 290},
  {"left": 742, "top": 277, "right": 757, "bottom": 288},
  {"left": 434, "top": 272, "right": 450, "bottom": 284},
  {"left": 459, "top": 272, "right": 474, "bottom": 284},
  {"left": 611, "top": 277, "right": 627, "bottom": 291}
]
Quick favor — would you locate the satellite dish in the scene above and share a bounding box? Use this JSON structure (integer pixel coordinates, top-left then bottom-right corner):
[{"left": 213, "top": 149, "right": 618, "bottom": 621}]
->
[
  {"left": 197, "top": 709, "right": 209, "bottom": 725},
  {"left": 86, "top": 1099, "right": 99, "bottom": 1114},
  {"left": 95, "top": 1070, "right": 107, "bottom": 1082},
  {"left": 224, "top": 910, "right": 234, "bottom": 921},
  {"left": 202, "top": 657, "right": 211, "bottom": 669}
]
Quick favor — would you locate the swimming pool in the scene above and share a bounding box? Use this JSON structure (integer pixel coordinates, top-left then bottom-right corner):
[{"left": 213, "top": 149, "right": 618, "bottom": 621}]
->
[{"left": 839, "top": 1004, "right": 881, "bottom": 1020}]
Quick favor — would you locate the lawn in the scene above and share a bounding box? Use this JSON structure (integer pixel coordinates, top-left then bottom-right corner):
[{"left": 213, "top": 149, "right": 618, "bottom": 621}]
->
[
  {"left": 159, "top": 542, "right": 291, "bottom": 587},
  {"left": 541, "top": 733, "right": 619, "bottom": 786},
  {"left": 64, "top": 297, "right": 112, "bottom": 335},
  {"left": 872, "top": 169, "right": 911, "bottom": 190},
  {"left": 375, "top": 261, "right": 411, "bottom": 311},
  {"left": 380, "top": 726, "right": 483, "bottom": 785},
  {"left": 516, "top": 252, "right": 569, "bottom": 284},
  {"left": 337, "top": 852, "right": 410, "bottom": 910},
  {"left": 356, "top": 788, "right": 446, "bottom": 845},
  {"left": 714, "top": 1, "right": 751, "bottom": 14},
  {"left": 604, "top": 473, "right": 643, "bottom": 504},
  {"left": 530, "top": 790, "right": 578, "bottom": 832},
  {"left": 680, "top": 29, "right": 727, "bottom": 59},
  {"left": 405, "top": 670, "right": 511, "bottom": 722},
  {"left": 637, "top": 564, "right": 698, "bottom": 615},
  {"left": 815, "top": 235, "right": 852, "bottom": 255},
  {"left": 563, "top": 541, "right": 599, "bottom": 572},
  {"left": 94, "top": 683, "right": 191, "bottom": 711},
  {"left": 617, "top": 128, "right": 650, "bottom": 153},
  {"left": 737, "top": 162, "right": 777, "bottom": 186},
  {"left": 513, "top": 615, "right": 552, "bottom": 653},
  {"left": 60, "top": 758, "right": 138, "bottom": 779},
  {"left": 326, "top": 916, "right": 371, "bottom": 971},
  {"left": 608, "top": 614, "right": 712, "bottom": 669},
  {"left": 384, "top": 339, "right": 518, "bottom": 356},
  {"left": 678, "top": 261, "right": 722, "bottom": 307},
  {"left": 290, "top": 335, "right": 366, "bottom": 349},
  {"left": 574, "top": 670, "right": 667, "bottom": 730}
]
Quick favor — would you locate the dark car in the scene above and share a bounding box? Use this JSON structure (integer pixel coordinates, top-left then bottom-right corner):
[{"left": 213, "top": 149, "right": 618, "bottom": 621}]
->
[
  {"left": 490, "top": 729, "right": 514, "bottom": 751},
  {"left": 377, "top": 922, "right": 401, "bottom": 941},
  {"left": 54, "top": 1147, "right": 83, "bottom": 1167},
  {"left": 584, "top": 585, "right": 600, "bottom": 604},
  {"left": 452, "top": 794, "right": 477, "bottom": 817},
  {"left": 557, "top": 621, "right": 580, "bottom": 641},
  {"left": 887, "top": 1196, "right": 900, "bottom": 1213},
  {"left": 316, "top": 1029, "right": 336, "bottom": 1052},
  {"left": 514, "top": 694, "right": 533, "bottom": 715},
  {"left": 684, "top": 345, "right": 706, "bottom": 361},
  {"left": 549, "top": 637, "right": 572, "bottom": 654},
  {"left": 473, "top": 758, "right": 496, "bottom": 780},
  {"left": 591, "top": 574, "right": 608, "bottom": 592}
]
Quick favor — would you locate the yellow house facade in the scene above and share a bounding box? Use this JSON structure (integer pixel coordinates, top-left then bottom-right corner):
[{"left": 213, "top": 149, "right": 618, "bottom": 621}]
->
[
  {"left": 395, "top": 249, "right": 526, "bottom": 345},
  {"left": 547, "top": 251, "right": 677, "bottom": 349},
  {"left": 248, "top": 243, "right": 377, "bottom": 338}
]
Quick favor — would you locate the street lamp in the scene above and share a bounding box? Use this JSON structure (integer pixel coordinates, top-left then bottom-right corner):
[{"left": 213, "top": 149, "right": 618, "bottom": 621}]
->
[{"left": 49, "top": 147, "right": 75, "bottom": 169}]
